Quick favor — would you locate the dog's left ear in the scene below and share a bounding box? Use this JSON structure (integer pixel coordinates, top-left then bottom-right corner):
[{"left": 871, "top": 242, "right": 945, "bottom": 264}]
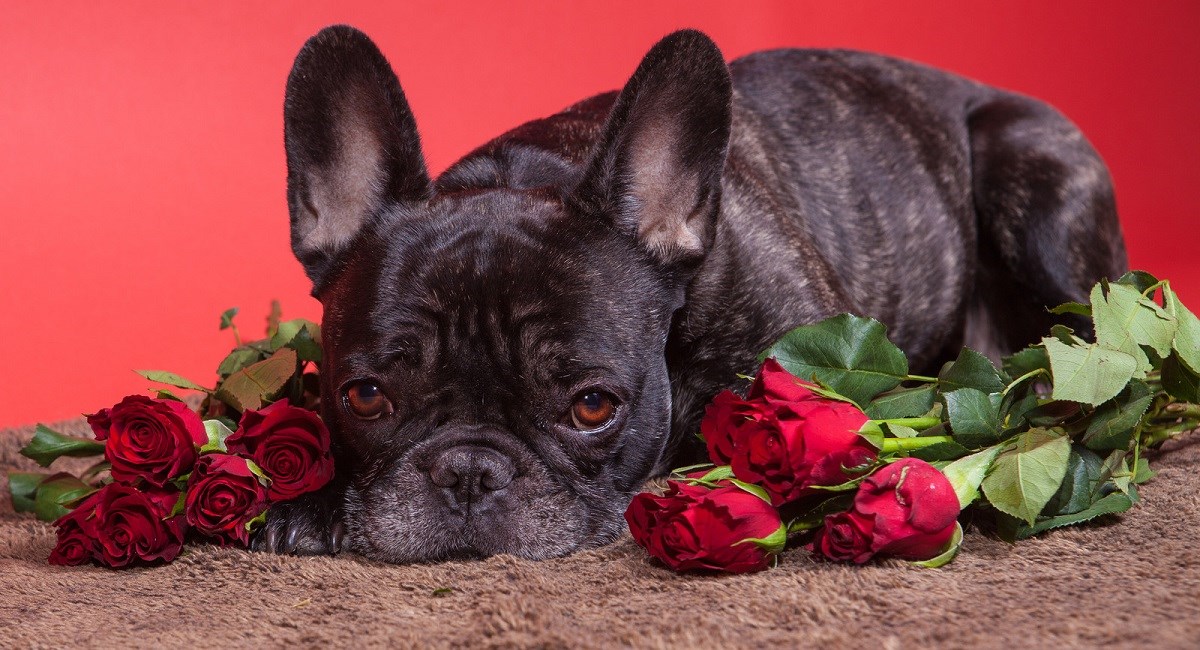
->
[{"left": 570, "top": 30, "right": 732, "bottom": 267}]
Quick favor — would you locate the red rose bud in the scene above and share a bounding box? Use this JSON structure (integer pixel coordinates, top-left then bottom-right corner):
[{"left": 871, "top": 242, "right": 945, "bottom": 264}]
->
[
  {"left": 700, "top": 391, "right": 752, "bottom": 465},
  {"left": 49, "top": 492, "right": 102, "bottom": 566},
  {"left": 89, "top": 483, "right": 186, "bottom": 568},
  {"left": 185, "top": 454, "right": 269, "bottom": 546},
  {"left": 813, "top": 458, "right": 960, "bottom": 564},
  {"left": 87, "top": 395, "right": 207, "bottom": 487},
  {"left": 225, "top": 400, "right": 334, "bottom": 501},
  {"left": 812, "top": 511, "right": 875, "bottom": 564},
  {"left": 625, "top": 481, "right": 785, "bottom": 574},
  {"left": 748, "top": 357, "right": 827, "bottom": 404}
]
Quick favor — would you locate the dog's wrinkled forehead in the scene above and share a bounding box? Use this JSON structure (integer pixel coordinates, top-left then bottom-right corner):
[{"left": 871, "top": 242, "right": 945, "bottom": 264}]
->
[{"left": 320, "top": 191, "right": 671, "bottom": 386}]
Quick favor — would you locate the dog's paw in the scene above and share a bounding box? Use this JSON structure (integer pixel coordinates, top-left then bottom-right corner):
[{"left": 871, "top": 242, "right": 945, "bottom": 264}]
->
[{"left": 251, "top": 486, "right": 345, "bottom": 556}]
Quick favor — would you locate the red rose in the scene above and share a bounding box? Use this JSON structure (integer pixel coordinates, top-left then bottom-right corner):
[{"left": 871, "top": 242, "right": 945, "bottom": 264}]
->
[
  {"left": 49, "top": 492, "right": 102, "bottom": 566},
  {"left": 702, "top": 359, "right": 876, "bottom": 505},
  {"left": 701, "top": 391, "right": 752, "bottom": 465},
  {"left": 90, "top": 483, "right": 186, "bottom": 567},
  {"left": 702, "top": 358, "right": 824, "bottom": 464},
  {"left": 812, "top": 511, "right": 874, "bottom": 564},
  {"left": 185, "top": 454, "right": 268, "bottom": 545},
  {"left": 813, "top": 458, "right": 960, "bottom": 564},
  {"left": 225, "top": 400, "right": 333, "bottom": 501},
  {"left": 87, "top": 395, "right": 207, "bottom": 487},
  {"left": 625, "top": 481, "right": 784, "bottom": 573}
]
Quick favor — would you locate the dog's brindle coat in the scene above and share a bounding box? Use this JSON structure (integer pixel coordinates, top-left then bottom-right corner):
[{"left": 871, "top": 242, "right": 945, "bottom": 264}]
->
[{"left": 257, "top": 26, "right": 1126, "bottom": 561}]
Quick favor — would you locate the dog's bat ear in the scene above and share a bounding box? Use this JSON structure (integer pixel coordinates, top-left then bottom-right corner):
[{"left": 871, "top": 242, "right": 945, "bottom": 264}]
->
[
  {"left": 570, "top": 29, "right": 732, "bottom": 267},
  {"left": 284, "top": 25, "right": 432, "bottom": 291}
]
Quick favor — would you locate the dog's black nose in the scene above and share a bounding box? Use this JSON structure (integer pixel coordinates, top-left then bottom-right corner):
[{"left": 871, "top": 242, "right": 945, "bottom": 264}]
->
[{"left": 428, "top": 445, "right": 515, "bottom": 506}]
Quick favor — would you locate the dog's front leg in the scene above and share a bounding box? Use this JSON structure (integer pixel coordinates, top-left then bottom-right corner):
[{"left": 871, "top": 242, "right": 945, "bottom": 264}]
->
[{"left": 252, "top": 479, "right": 346, "bottom": 555}]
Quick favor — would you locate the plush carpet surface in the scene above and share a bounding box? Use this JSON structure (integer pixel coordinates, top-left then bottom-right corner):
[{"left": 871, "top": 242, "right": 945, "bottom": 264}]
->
[{"left": 1, "top": 417, "right": 1198, "bottom": 649}]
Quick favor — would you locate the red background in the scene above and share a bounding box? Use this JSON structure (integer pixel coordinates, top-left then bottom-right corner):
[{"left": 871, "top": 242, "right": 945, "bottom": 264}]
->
[{"left": 1, "top": 1, "right": 1197, "bottom": 428}]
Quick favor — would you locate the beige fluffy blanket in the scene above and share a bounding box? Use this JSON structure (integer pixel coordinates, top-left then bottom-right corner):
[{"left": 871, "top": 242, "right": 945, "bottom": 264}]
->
[{"left": 2, "top": 417, "right": 1198, "bottom": 648}]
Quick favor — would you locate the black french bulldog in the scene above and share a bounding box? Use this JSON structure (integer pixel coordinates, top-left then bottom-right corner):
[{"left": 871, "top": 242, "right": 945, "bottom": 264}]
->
[{"left": 255, "top": 25, "right": 1126, "bottom": 561}]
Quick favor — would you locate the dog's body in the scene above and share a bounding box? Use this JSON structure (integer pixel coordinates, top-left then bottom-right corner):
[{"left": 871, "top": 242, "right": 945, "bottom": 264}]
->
[{"left": 257, "top": 26, "right": 1125, "bottom": 561}]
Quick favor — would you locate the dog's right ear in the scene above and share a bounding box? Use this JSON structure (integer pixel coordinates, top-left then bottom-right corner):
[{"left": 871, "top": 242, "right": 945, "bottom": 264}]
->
[
  {"left": 284, "top": 25, "right": 431, "bottom": 291},
  {"left": 569, "top": 30, "right": 732, "bottom": 270}
]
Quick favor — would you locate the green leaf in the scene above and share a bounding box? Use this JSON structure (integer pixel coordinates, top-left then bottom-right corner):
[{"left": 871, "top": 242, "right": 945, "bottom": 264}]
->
[
  {"left": 8, "top": 471, "right": 51, "bottom": 513},
  {"left": 786, "top": 493, "right": 856, "bottom": 533},
  {"left": 1161, "top": 352, "right": 1200, "bottom": 402},
  {"left": 32, "top": 473, "right": 95, "bottom": 522},
  {"left": 200, "top": 419, "right": 236, "bottom": 454},
  {"left": 1132, "top": 457, "right": 1156, "bottom": 484},
  {"left": 1049, "top": 301, "right": 1092, "bottom": 317},
  {"left": 758, "top": 314, "right": 908, "bottom": 406},
  {"left": 1081, "top": 379, "right": 1153, "bottom": 451},
  {"left": 980, "top": 428, "right": 1071, "bottom": 525},
  {"left": 1042, "top": 445, "right": 1105, "bottom": 516},
  {"left": 908, "top": 440, "right": 972, "bottom": 462},
  {"left": 219, "top": 307, "right": 239, "bottom": 330},
  {"left": 939, "top": 348, "right": 1007, "bottom": 394},
  {"left": 1090, "top": 282, "right": 1176, "bottom": 374},
  {"left": 214, "top": 347, "right": 298, "bottom": 412},
  {"left": 267, "top": 299, "right": 283, "bottom": 337},
  {"left": 942, "top": 446, "right": 1002, "bottom": 508},
  {"left": 734, "top": 522, "right": 788, "bottom": 554},
  {"left": 20, "top": 424, "right": 105, "bottom": 467},
  {"left": 942, "top": 388, "right": 1004, "bottom": 448},
  {"left": 694, "top": 465, "right": 733, "bottom": 483},
  {"left": 1164, "top": 285, "right": 1200, "bottom": 374},
  {"left": 1097, "top": 449, "right": 1138, "bottom": 499},
  {"left": 1004, "top": 393, "right": 1040, "bottom": 429},
  {"left": 883, "top": 422, "right": 920, "bottom": 439},
  {"left": 216, "top": 347, "right": 268, "bottom": 379},
  {"left": 1049, "top": 324, "right": 1083, "bottom": 346},
  {"left": 153, "top": 388, "right": 185, "bottom": 401},
  {"left": 669, "top": 463, "right": 714, "bottom": 478},
  {"left": 866, "top": 385, "right": 936, "bottom": 420},
  {"left": 246, "top": 459, "right": 272, "bottom": 485},
  {"left": 169, "top": 491, "right": 187, "bottom": 517},
  {"left": 1002, "top": 345, "right": 1051, "bottom": 380},
  {"left": 244, "top": 507, "right": 269, "bottom": 532},
  {"left": 1022, "top": 400, "right": 1083, "bottom": 427},
  {"left": 728, "top": 479, "right": 771, "bottom": 503},
  {"left": 1043, "top": 337, "right": 1137, "bottom": 406},
  {"left": 1014, "top": 492, "right": 1134, "bottom": 539},
  {"left": 911, "top": 521, "right": 963, "bottom": 568},
  {"left": 270, "top": 318, "right": 323, "bottom": 363},
  {"left": 137, "top": 370, "right": 212, "bottom": 393},
  {"left": 80, "top": 460, "right": 111, "bottom": 483},
  {"left": 1114, "top": 270, "right": 1160, "bottom": 294},
  {"left": 802, "top": 379, "right": 863, "bottom": 406},
  {"left": 808, "top": 474, "right": 870, "bottom": 492},
  {"left": 856, "top": 421, "right": 884, "bottom": 448}
]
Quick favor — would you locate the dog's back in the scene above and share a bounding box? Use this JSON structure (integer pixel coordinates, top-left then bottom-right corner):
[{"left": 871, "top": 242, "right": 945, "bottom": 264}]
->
[{"left": 438, "top": 46, "right": 1124, "bottom": 366}]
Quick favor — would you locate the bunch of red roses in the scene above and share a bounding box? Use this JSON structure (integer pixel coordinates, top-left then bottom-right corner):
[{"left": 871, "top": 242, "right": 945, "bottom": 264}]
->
[
  {"left": 625, "top": 359, "right": 962, "bottom": 573},
  {"left": 7, "top": 306, "right": 331, "bottom": 568},
  {"left": 49, "top": 396, "right": 332, "bottom": 567}
]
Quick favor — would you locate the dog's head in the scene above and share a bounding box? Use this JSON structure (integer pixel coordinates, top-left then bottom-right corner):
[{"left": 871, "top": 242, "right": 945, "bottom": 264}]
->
[{"left": 283, "top": 25, "right": 731, "bottom": 561}]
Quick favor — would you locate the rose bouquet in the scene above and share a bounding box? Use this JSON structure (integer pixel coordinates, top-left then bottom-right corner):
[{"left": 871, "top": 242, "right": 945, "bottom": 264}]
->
[
  {"left": 626, "top": 271, "right": 1200, "bottom": 572},
  {"left": 8, "top": 305, "right": 332, "bottom": 568}
]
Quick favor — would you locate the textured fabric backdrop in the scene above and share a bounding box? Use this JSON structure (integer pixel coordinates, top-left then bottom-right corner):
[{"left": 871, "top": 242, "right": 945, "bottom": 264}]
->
[{"left": 2, "top": 417, "right": 1198, "bottom": 648}]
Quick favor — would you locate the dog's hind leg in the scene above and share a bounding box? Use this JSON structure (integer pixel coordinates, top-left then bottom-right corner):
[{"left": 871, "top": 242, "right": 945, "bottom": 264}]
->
[{"left": 964, "top": 93, "right": 1128, "bottom": 361}]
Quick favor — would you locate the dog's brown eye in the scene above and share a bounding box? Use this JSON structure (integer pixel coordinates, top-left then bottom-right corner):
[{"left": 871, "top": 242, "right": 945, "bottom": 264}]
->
[
  {"left": 343, "top": 381, "right": 393, "bottom": 420},
  {"left": 570, "top": 391, "right": 616, "bottom": 431}
]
